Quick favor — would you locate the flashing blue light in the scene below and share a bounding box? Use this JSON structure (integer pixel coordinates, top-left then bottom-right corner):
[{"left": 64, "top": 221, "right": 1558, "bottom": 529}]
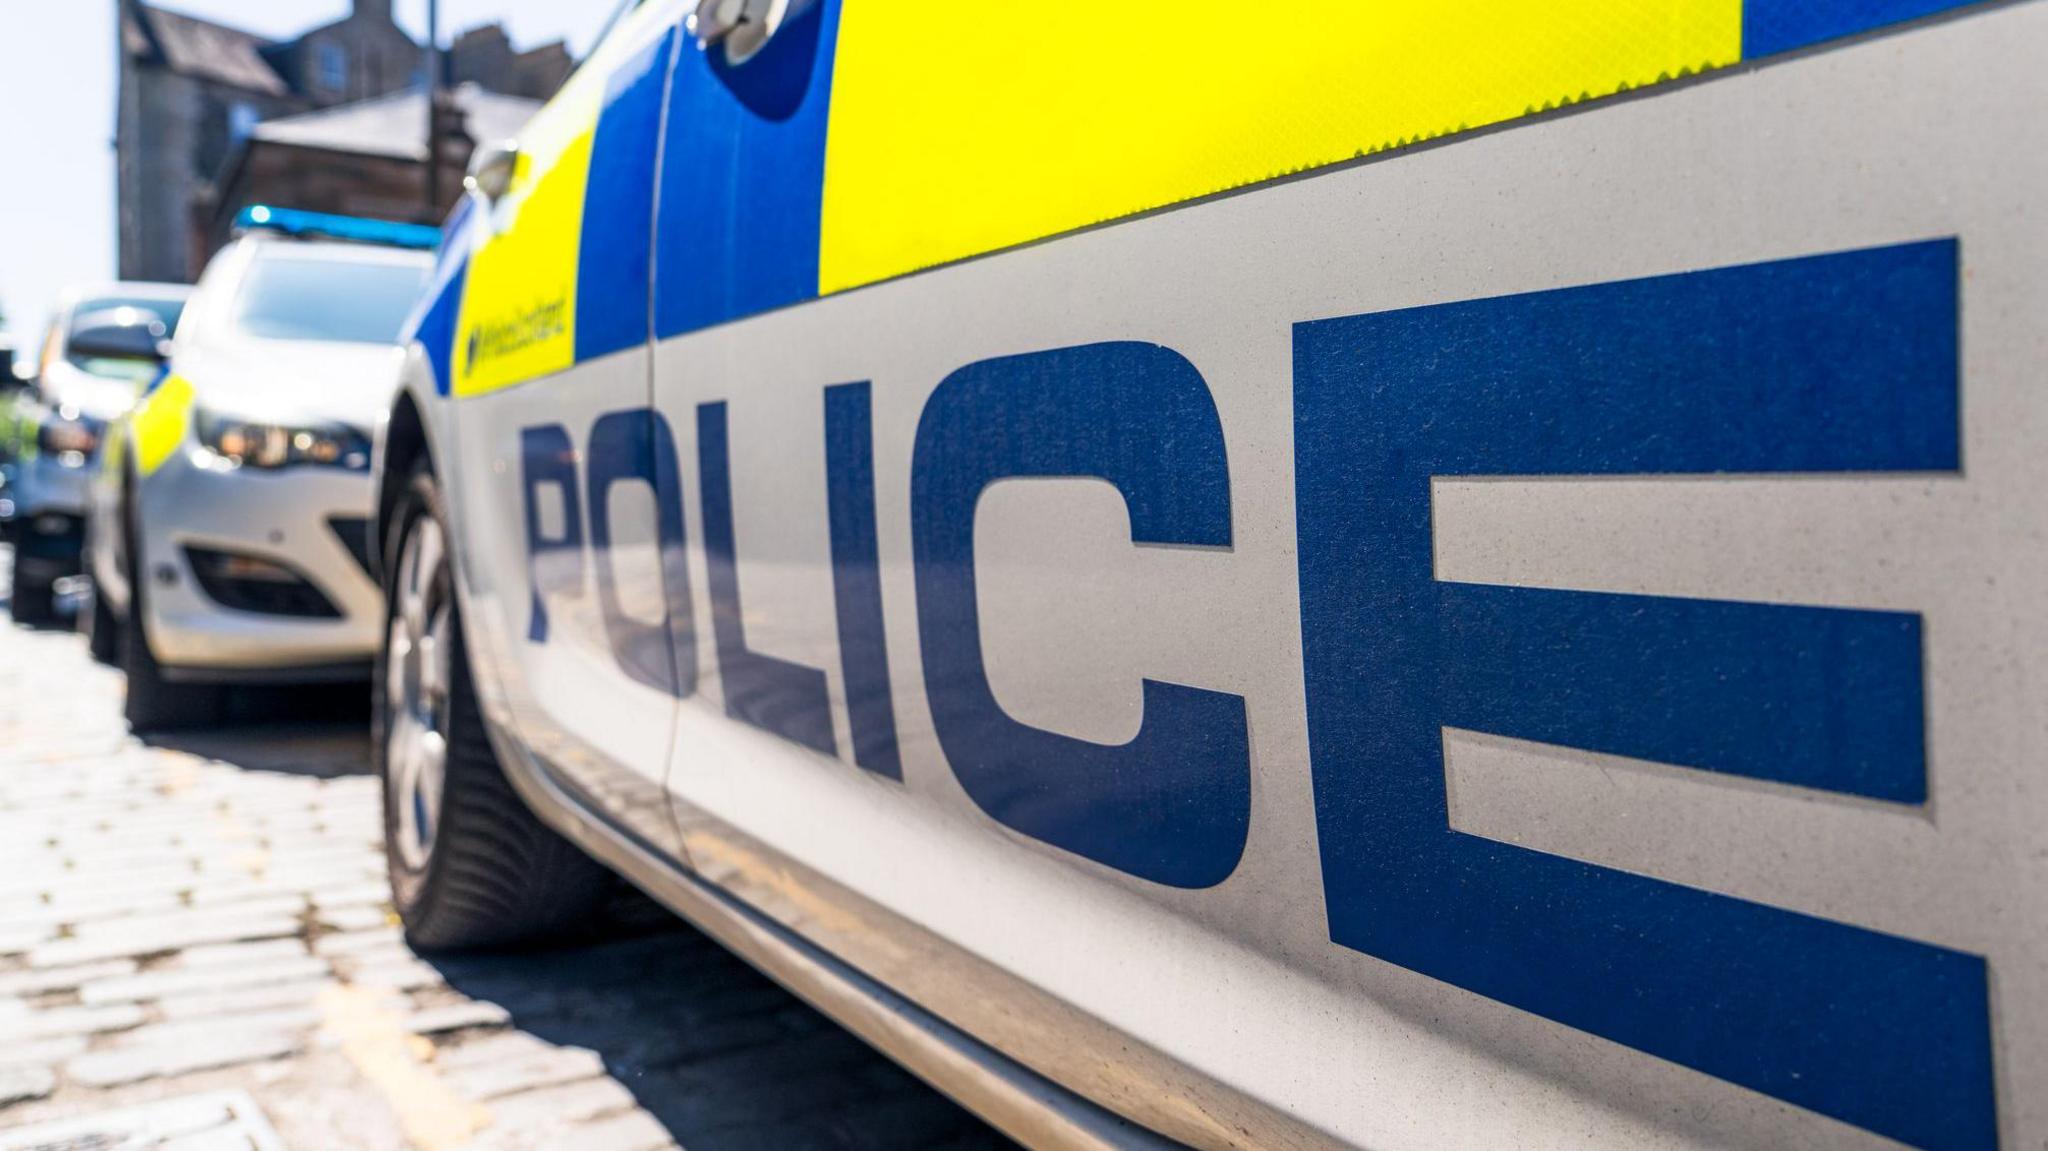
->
[{"left": 233, "top": 206, "right": 440, "bottom": 251}]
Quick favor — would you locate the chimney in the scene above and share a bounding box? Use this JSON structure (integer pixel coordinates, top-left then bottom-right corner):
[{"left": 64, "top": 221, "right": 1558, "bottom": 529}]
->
[{"left": 355, "top": 0, "right": 393, "bottom": 23}]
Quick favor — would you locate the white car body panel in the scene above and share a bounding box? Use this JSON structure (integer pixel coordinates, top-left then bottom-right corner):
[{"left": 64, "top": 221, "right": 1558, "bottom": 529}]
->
[
  {"left": 388, "top": 4, "right": 2048, "bottom": 1149},
  {"left": 449, "top": 346, "right": 686, "bottom": 854},
  {"left": 131, "top": 457, "right": 384, "bottom": 670}
]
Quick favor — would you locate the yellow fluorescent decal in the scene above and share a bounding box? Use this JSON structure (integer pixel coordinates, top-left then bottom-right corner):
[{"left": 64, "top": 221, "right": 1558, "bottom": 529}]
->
[
  {"left": 133, "top": 374, "right": 195, "bottom": 477},
  {"left": 451, "top": 127, "right": 592, "bottom": 397},
  {"left": 818, "top": 1, "right": 1743, "bottom": 295}
]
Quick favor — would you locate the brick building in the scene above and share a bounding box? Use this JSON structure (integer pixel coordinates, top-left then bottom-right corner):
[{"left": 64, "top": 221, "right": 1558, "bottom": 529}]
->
[
  {"left": 116, "top": 0, "right": 573, "bottom": 282},
  {"left": 448, "top": 24, "right": 575, "bottom": 102}
]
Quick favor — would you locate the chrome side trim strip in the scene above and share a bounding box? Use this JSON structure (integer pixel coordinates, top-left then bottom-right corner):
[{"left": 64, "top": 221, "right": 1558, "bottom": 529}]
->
[{"left": 479, "top": 720, "right": 1211, "bottom": 1151}]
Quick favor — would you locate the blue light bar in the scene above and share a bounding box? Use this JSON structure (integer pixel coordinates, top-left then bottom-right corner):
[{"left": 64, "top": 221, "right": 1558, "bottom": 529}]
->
[{"left": 234, "top": 205, "right": 441, "bottom": 251}]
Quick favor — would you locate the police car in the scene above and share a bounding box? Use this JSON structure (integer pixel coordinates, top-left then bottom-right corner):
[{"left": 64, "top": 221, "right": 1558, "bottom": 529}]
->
[
  {"left": 373, "top": 2, "right": 2045, "bottom": 1148},
  {"left": 93, "top": 208, "right": 432, "bottom": 730},
  {"left": 2, "top": 283, "right": 189, "bottom": 623}
]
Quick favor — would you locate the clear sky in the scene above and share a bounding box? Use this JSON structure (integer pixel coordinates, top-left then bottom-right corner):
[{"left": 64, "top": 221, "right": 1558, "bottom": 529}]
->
[{"left": 0, "top": 1, "right": 613, "bottom": 349}]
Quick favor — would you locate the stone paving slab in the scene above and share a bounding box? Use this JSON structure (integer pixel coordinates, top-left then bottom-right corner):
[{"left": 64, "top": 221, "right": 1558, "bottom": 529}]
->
[
  {"left": 316, "top": 905, "right": 391, "bottom": 934},
  {"left": 403, "top": 1002, "right": 512, "bottom": 1036},
  {"left": 310, "top": 928, "right": 403, "bottom": 958},
  {"left": 28, "top": 915, "right": 308, "bottom": 969},
  {"left": 67, "top": 1030, "right": 307, "bottom": 1089},
  {"left": 0, "top": 1090, "right": 286, "bottom": 1151},
  {"left": 0, "top": 1004, "right": 147, "bottom": 1044},
  {"left": 0, "top": 574, "right": 1013, "bottom": 1150},
  {"left": 0, "top": 1039, "right": 87, "bottom": 1072},
  {"left": 488, "top": 1077, "right": 638, "bottom": 1128},
  {"left": 154, "top": 980, "right": 340, "bottom": 1022},
  {"left": 0, "top": 1069, "right": 53, "bottom": 1111},
  {"left": 442, "top": 1043, "right": 609, "bottom": 1102},
  {"left": 81, "top": 957, "right": 334, "bottom": 1007}
]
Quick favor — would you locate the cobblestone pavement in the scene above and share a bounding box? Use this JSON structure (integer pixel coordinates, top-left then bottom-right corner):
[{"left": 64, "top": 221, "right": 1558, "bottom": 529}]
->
[{"left": 0, "top": 562, "right": 1013, "bottom": 1150}]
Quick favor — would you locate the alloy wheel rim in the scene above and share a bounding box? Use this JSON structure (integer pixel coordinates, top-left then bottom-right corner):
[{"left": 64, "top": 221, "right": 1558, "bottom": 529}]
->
[{"left": 387, "top": 515, "right": 450, "bottom": 872}]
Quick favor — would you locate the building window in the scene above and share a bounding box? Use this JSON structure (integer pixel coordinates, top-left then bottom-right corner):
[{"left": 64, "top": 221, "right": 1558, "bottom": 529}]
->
[
  {"left": 318, "top": 43, "right": 348, "bottom": 91},
  {"left": 228, "top": 102, "right": 259, "bottom": 145}
]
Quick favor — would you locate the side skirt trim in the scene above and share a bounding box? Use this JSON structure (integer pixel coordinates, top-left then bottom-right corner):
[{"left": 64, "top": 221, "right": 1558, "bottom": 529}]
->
[{"left": 477, "top": 718, "right": 1191, "bottom": 1151}]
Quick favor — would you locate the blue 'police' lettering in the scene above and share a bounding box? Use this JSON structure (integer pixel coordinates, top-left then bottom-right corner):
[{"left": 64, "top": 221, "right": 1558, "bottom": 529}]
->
[
  {"left": 910, "top": 341, "right": 1250, "bottom": 889},
  {"left": 516, "top": 241, "right": 1997, "bottom": 1148},
  {"left": 697, "top": 401, "right": 838, "bottom": 755},
  {"left": 587, "top": 409, "right": 697, "bottom": 697},
  {"left": 518, "top": 424, "right": 582, "bottom": 644},
  {"left": 825, "top": 382, "right": 902, "bottom": 778},
  {"left": 1293, "top": 239, "right": 1992, "bottom": 1151}
]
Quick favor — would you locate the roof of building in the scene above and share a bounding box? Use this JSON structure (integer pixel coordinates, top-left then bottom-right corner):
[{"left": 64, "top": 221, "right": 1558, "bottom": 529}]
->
[
  {"left": 123, "top": 2, "right": 571, "bottom": 105},
  {"left": 249, "top": 84, "right": 542, "bottom": 161},
  {"left": 124, "top": 4, "right": 290, "bottom": 96}
]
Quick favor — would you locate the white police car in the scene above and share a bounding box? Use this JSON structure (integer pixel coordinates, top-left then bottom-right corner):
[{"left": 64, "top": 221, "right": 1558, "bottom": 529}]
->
[
  {"left": 2, "top": 284, "right": 188, "bottom": 623},
  {"left": 93, "top": 208, "right": 432, "bottom": 731},
  {"left": 372, "top": 2, "right": 2048, "bottom": 1148}
]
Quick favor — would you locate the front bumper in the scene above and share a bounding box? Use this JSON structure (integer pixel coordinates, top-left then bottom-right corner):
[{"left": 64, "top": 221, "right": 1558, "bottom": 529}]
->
[
  {"left": 1, "top": 446, "right": 96, "bottom": 540},
  {"left": 8, "top": 511, "right": 86, "bottom": 579},
  {"left": 136, "top": 447, "right": 381, "bottom": 675},
  {"left": 6, "top": 451, "right": 95, "bottom": 519},
  {"left": 1, "top": 453, "right": 96, "bottom": 571}
]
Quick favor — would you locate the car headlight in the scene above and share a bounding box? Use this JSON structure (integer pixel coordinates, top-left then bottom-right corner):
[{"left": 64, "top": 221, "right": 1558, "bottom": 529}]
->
[{"left": 194, "top": 409, "right": 371, "bottom": 471}]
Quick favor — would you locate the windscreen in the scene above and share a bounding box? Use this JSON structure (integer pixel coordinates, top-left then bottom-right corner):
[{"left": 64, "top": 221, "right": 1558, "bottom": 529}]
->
[
  {"left": 69, "top": 297, "right": 185, "bottom": 338},
  {"left": 65, "top": 296, "right": 186, "bottom": 383},
  {"left": 230, "top": 250, "right": 431, "bottom": 345}
]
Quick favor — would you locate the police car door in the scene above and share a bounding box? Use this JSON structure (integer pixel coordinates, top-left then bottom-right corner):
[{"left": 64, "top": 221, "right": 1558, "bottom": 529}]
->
[
  {"left": 440, "top": 1, "right": 687, "bottom": 854},
  {"left": 652, "top": 4, "right": 2040, "bottom": 1150}
]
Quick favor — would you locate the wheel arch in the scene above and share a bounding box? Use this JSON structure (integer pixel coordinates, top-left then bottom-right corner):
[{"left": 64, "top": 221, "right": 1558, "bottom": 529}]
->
[
  {"left": 103, "top": 446, "right": 141, "bottom": 616},
  {"left": 374, "top": 385, "right": 435, "bottom": 589}
]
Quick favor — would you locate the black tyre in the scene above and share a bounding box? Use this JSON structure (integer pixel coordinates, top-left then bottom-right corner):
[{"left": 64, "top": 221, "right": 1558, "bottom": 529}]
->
[
  {"left": 82, "top": 579, "right": 119, "bottom": 665},
  {"left": 121, "top": 519, "right": 225, "bottom": 732},
  {"left": 8, "top": 552, "right": 54, "bottom": 625},
  {"left": 377, "top": 465, "right": 610, "bottom": 952}
]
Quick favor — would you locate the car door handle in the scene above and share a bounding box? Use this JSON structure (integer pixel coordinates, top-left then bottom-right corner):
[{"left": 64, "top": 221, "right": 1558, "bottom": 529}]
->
[
  {"left": 691, "top": 0, "right": 814, "bottom": 66},
  {"left": 466, "top": 139, "right": 520, "bottom": 202}
]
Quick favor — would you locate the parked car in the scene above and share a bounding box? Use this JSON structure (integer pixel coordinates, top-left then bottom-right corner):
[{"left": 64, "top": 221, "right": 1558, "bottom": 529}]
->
[
  {"left": 92, "top": 208, "right": 433, "bottom": 729},
  {"left": 3, "top": 284, "right": 188, "bottom": 622},
  {"left": 0, "top": 337, "right": 24, "bottom": 517},
  {"left": 373, "top": 2, "right": 2041, "bottom": 1149}
]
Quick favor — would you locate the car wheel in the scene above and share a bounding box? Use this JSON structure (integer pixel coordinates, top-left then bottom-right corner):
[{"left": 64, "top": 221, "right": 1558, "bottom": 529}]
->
[
  {"left": 8, "top": 552, "right": 53, "bottom": 625},
  {"left": 82, "top": 580, "right": 119, "bottom": 665},
  {"left": 120, "top": 528, "right": 225, "bottom": 732},
  {"left": 378, "top": 465, "right": 611, "bottom": 952}
]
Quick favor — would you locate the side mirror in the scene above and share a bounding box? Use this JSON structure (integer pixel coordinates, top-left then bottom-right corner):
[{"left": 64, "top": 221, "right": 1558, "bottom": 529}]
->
[
  {"left": 68, "top": 308, "right": 170, "bottom": 365},
  {"left": 693, "top": 0, "right": 815, "bottom": 65},
  {"left": 465, "top": 139, "right": 520, "bottom": 202}
]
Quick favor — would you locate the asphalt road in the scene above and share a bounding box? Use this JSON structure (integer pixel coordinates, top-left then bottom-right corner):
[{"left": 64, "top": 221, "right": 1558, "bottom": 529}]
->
[{"left": 0, "top": 546, "right": 1015, "bottom": 1151}]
